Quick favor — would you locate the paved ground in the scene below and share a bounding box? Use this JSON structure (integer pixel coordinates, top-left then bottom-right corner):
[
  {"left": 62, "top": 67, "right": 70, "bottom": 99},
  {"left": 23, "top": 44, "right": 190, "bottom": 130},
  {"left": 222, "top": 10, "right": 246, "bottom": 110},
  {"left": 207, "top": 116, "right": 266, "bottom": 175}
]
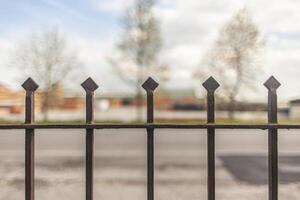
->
[
  {"left": 220, "top": 155, "right": 300, "bottom": 184},
  {"left": 1, "top": 129, "right": 300, "bottom": 199}
]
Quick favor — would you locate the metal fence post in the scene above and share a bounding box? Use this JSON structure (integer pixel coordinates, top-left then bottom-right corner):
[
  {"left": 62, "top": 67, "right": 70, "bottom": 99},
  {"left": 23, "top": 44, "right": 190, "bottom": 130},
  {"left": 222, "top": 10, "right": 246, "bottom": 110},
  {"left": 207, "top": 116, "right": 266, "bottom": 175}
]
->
[
  {"left": 264, "top": 76, "right": 281, "bottom": 200},
  {"left": 6, "top": 74, "right": 296, "bottom": 200},
  {"left": 22, "top": 78, "right": 39, "bottom": 200},
  {"left": 81, "top": 77, "right": 99, "bottom": 200},
  {"left": 142, "top": 77, "right": 159, "bottom": 200},
  {"left": 203, "top": 76, "right": 219, "bottom": 200}
]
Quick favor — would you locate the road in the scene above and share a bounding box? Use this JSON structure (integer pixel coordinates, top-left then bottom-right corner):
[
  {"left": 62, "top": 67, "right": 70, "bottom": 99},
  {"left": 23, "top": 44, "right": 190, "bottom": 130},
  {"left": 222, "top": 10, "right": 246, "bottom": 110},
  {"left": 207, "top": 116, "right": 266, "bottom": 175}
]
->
[
  {"left": 1, "top": 129, "right": 300, "bottom": 199},
  {"left": 1, "top": 129, "right": 300, "bottom": 180},
  {"left": 0, "top": 128, "right": 298, "bottom": 155}
]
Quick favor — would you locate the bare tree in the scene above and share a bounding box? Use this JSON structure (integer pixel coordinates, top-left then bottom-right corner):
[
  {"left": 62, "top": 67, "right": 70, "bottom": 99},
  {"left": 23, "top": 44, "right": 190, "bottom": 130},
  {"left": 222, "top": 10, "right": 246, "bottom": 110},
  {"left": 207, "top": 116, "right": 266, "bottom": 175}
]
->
[
  {"left": 195, "top": 9, "right": 264, "bottom": 119},
  {"left": 12, "top": 27, "right": 81, "bottom": 121},
  {"left": 110, "top": 0, "right": 169, "bottom": 121}
]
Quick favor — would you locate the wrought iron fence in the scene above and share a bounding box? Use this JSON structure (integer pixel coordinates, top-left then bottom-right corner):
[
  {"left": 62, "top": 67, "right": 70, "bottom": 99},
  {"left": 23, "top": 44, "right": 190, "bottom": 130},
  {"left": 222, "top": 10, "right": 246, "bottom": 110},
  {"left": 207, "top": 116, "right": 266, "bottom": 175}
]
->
[{"left": 1, "top": 75, "right": 298, "bottom": 200}]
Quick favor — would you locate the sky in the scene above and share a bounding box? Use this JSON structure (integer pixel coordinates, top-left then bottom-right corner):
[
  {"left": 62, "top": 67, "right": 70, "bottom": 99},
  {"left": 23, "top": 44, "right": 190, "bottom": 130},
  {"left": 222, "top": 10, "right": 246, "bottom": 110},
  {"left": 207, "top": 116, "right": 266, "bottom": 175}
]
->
[{"left": 1, "top": 0, "right": 300, "bottom": 103}]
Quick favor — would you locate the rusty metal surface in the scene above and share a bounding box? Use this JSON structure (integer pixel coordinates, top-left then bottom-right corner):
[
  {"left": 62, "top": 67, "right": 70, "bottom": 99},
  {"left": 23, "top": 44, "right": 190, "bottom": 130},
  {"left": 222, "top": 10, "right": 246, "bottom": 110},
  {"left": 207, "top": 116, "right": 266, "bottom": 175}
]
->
[
  {"left": 22, "top": 78, "right": 39, "bottom": 200},
  {"left": 203, "top": 76, "right": 219, "bottom": 200},
  {"left": 0, "top": 75, "right": 297, "bottom": 200},
  {"left": 81, "top": 77, "right": 99, "bottom": 200},
  {"left": 1, "top": 123, "right": 300, "bottom": 130},
  {"left": 142, "top": 77, "right": 158, "bottom": 200},
  {"left": 264, "top": 76, "right": 281, "bottom": 200}
]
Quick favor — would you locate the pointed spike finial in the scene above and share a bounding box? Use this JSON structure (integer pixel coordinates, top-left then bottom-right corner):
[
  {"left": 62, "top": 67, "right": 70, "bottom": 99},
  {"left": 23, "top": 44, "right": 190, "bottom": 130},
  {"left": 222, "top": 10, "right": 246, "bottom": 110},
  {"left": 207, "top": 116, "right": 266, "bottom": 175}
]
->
[
  {"left": 202, "top": 76, "right": 220, "bottom": 92},
  {"left": 81, "top": 77, "right": 99, "bottom": 92},
  {"left": 22, "top": 77, "right": 39, "bottom": 92},
  {"left": 142, "top": 77, "right": 159, "bottom": 92},
  {"left": 264, "top": 76, "right": 281, "bottom": 91}
]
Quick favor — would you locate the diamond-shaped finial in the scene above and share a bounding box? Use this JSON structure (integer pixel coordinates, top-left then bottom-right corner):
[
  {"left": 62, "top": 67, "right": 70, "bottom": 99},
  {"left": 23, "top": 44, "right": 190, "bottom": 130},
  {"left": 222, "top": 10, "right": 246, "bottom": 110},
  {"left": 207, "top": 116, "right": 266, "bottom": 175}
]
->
[
  {"left": 81, "top": 77, "right": 99, "bottom": 92},
  {"left": 142, "top": 77, "right": 159, "bottom": 91},
  {"left": 22, "top": 78, "right": 39, "bottom": 92},
  {"left": 264, "top": 76, "right": 280, "bottom": 91},
  {"left": 202, "top": 76, "right": 220, "bottom": 92}
]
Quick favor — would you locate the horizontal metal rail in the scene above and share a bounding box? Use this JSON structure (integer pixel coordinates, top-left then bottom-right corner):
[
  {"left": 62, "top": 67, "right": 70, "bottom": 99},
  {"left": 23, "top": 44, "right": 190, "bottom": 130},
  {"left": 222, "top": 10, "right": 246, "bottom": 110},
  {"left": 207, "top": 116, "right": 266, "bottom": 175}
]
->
[
  {"left": 0, "top": 123, "right": 299, "bottom": 129},
  {"left": 6, "top": 76, "right": 290, "bottom": 200}
]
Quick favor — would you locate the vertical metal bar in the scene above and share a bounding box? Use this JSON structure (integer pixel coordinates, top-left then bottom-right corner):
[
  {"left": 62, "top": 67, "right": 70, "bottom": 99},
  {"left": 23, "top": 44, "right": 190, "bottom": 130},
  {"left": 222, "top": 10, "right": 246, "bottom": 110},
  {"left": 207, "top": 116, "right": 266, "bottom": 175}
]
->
[
  {"left": 203, "top": 77, "right": 219, "bottom": 200},
  {"left": 264, "top": 76, "right": 281, "bottom": 200},
  {"left": 22, "top": 78, "right": 39, "bottom": 200},
  {"left": 142, "top": 77, "right": 159, "bottom": 200},
  {"left": 81, "top": 78, "right": 99, "bottom": 200},
  {"left": 147, "top": 92, "right": 154, "bottom": 200}
]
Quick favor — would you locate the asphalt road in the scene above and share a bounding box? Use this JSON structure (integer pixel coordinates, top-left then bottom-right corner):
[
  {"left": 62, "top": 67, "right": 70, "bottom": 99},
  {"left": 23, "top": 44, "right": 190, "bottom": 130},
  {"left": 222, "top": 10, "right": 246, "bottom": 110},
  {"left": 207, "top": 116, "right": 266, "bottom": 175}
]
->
[
  {"left": 0, "top": 128, "right": 299, "bottom": 153},
  {"left": 1, "top": 129, "right": 300, "bottom": 185}
]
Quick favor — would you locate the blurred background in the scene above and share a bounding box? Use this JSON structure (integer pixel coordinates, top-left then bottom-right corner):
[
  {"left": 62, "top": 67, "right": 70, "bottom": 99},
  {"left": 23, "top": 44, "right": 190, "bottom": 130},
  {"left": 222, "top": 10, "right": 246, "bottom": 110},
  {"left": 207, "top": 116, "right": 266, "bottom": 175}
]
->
[{"left": 1, "top": 0, "right": 300, "bottom": 199}]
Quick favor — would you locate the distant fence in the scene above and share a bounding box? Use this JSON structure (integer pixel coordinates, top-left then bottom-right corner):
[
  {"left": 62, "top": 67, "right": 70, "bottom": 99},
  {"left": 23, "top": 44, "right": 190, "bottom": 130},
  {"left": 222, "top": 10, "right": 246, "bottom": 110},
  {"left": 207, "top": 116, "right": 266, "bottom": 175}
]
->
[{"left": 1, "top": 75, "right": 299, "bottom": 200}]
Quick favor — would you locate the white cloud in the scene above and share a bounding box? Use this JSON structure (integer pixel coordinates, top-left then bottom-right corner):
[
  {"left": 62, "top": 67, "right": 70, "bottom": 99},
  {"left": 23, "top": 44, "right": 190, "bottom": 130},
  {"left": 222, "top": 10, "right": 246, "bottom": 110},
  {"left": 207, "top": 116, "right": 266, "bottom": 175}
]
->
[
  {"left": 41, "top": 0, "right": 101, "bottom": 26},
  {"left": 92, "top": 0, "right": 134, "bottom": 14},
  {"left": 2, "top": 0, "right": 300, "bottom": 101},
  {"left": 152, "top": 0, "right": 300, "bottom": 101},
  {"left": 0, "top": 39, "right": 18, "bottom": 87},
  {"left": 68, "top": 35, "right": 134, "bottom": 93}
]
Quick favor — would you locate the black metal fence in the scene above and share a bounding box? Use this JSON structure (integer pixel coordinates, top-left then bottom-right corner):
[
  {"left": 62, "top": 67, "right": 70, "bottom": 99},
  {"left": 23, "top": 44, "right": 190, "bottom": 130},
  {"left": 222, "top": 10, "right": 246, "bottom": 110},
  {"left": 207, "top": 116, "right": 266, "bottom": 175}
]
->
[{"left": 1, "top": 75, "right": 299, "bottom": 200}]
